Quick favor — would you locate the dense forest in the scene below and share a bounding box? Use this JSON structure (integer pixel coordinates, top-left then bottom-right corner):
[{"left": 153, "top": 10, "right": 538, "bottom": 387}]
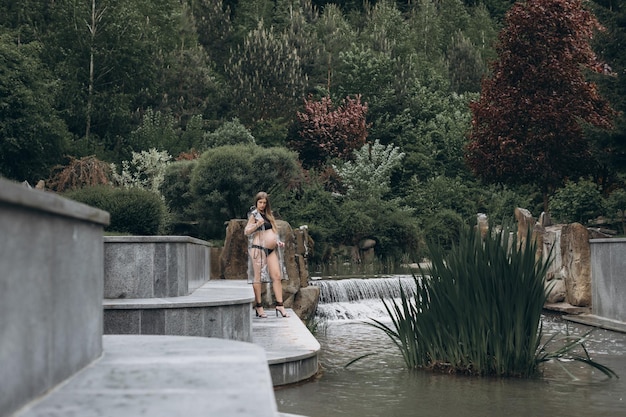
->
[{"left": 1, "top": 0, "right": 625, "bottom": 263}]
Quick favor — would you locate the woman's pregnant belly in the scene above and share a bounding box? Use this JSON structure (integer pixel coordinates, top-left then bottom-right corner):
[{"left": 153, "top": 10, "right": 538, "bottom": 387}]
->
[{"left": 253, "top": 230, "right": 278, "bottom": 249}]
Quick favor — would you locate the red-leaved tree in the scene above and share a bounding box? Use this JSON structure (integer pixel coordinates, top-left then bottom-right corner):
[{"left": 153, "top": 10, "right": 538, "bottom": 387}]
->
[
  {"left": 291, "top": 95, "right": 368, "bottom": 169},
  {"left": 465, "top": 0, "right": 616, "bottom": 210}
]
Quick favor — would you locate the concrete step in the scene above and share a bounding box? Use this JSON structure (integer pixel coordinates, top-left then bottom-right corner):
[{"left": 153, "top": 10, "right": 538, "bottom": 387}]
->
[
  {"left": 251, "top": 308, "right": 321, "bottom": 386},
  {"left": 103, "top": 280, "right": 254, "bottom": 342},
  {"left": 563, "top": 313, "right": 626, "bottom": 333},
  {"left": 104, "top": 280, "right": 322, "bottom": 387},
  {"left": 13, "top": 335, "right": 282, "bottom": 417}
]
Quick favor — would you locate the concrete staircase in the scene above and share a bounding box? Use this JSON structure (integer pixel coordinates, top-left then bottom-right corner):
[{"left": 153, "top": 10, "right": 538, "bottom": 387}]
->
[{"left": 0, "top": 178, "right": 315, "bottom": 417}]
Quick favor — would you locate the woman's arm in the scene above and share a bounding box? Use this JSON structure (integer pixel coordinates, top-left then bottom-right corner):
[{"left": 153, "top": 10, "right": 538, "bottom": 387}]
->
[{"left": 244, "top": 214, "right": 261, "bottom": 236}]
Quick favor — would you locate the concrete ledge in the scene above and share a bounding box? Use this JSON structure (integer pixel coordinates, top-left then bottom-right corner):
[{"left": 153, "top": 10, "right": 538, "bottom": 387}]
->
[
  {"left": 544, "top": 302, "right": 591, "bottom": 315},
  {"left": 0, "top": 178, "right": 109, "bottom": 225},
  {"left": 590, "top": 238, "right": 626, "bottom": 323},
  {"left": 0, "top": 179, "right": 109, "bottom": 416},
  {"left": 104, "top": 236, "right": 211, "bottom": 299},
  {"left": 563, "top": 313, "right": 626, "bottom": 334},
  {"left": 252, "top": 310, "right": 321, "bottom": 386},
  {"left": 104, "top": 281, "right": 254, "bottom": 342},
  {"left": 13, "top": 335, "right": 281, "bottom": 417}
]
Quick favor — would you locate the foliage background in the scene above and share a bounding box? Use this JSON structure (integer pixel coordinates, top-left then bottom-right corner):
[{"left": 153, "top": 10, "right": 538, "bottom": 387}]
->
[{"left": 2, "top": 0, "right": 625, "bottom": 264}]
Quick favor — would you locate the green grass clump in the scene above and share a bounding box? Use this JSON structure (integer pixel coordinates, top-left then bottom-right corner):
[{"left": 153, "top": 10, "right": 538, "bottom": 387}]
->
[
  {"left": 370, "top": 225, "right": 550, "bottom": 377},
  {"left": 369, "top": 224, "right": 617, "bottom": 378}
]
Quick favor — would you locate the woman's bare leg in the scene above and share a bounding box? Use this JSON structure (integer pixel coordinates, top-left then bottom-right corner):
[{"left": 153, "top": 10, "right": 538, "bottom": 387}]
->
[
  {"left": 267, "top": 252, "right": 288, "bottom": 317},
  {"left": 250, "top": 248, "right": 266, "bottom": 317}
]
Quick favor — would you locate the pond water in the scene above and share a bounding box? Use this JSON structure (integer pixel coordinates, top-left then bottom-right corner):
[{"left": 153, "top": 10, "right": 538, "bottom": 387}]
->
[{"left": 274, "top": 276, "right": 626, "bottom": 417}]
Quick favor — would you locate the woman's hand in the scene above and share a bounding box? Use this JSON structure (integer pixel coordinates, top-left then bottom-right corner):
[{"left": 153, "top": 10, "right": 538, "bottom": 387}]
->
[{"left": 277, "top": 240, "right": 285, "bottom": 247}]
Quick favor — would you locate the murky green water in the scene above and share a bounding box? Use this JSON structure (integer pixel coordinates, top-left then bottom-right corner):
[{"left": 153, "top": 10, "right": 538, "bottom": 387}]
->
[{"left": 275, "top": 312, "right": 626, "bottom": 417}]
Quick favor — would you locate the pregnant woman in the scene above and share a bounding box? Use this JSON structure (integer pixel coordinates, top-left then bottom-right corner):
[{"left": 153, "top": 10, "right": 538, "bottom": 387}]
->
[{"left": 244, "top": 191, "right": 289, "bottom": 318}]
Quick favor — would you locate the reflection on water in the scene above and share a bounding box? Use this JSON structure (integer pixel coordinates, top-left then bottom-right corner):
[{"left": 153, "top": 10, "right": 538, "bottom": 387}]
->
[{"left": 275, "top": 281, "right": 626, "bottom": 417}]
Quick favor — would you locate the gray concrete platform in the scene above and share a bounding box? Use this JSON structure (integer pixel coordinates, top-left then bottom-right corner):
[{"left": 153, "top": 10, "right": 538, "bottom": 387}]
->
[
  {"left": 13, "top": 335, "right": 281, "bottom": 417},
  {"left": 563, "top": 313, "right": 626, "bottom": 334},
  {"left": 252, "top": 308, "right": 321, "bottom": 386},
  {"left": 103, "top": 279, "right": 321, "bottom": 387},
  {"left": 103, "top": 280, "right": 255, "bottom": 342}
]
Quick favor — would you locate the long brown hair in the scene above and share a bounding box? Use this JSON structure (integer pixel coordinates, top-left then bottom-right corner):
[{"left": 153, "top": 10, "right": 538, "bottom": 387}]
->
[{"left": 254, "top": 191, "right": 278, "bottom": 230}]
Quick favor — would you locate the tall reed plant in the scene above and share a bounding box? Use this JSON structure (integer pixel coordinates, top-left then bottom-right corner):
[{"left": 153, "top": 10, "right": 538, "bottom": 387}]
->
[{"left": 370, "top": 225, "right": 553, "bottom": 377}]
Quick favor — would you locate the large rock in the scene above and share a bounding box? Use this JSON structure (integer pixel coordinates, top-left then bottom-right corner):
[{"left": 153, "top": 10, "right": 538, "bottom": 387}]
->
[
  {"left": 220, "top": 220, "right": 248, "bottom": 280},
  {"left": 477, "top": 213, "right": 489, "bottom": 238},
  {"left": 542, "top": 225, "right": 566, "bottom": 303},
  {"left": 515, "top": 207, "right": 535, "bottom": 245},
  {"left": 292, "top": 285, "right": 321, "bottom": 322},
  {"left": 560, "top": 223, "right": 592, "bottom": 306}
]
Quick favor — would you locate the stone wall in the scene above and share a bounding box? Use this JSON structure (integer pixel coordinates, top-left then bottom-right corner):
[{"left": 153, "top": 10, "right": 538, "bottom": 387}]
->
[
  {"left": 590, "top": 238, "right": 626, "bottom": 322},
  {"left": 104, "top": 236, "right": 211, "bottom": 298},
  {"left": 514, "top": 208, "right": 617, "bottom": 310},
  {"left": 0, "top": 179, "right": 109, "bottom": 416}
]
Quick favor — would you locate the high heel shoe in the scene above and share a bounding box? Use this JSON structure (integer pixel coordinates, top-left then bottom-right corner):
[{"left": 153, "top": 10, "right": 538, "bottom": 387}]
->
[
  {"left": 253, "top": 303, "right": 267, "bottom": 318},
  {"left": 275, "top": 301, "right": 289, "bottom": 318}
]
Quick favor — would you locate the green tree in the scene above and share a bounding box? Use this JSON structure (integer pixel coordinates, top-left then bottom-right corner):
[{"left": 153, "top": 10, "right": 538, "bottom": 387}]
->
[
  {"left": 588, "top": 0, "right": 626, "bottom": 192},
  {"left": 606, "top": 188, "right": 626, "bottom": 234},
  {"left": 407, "top": 0, "right": 443, "bottom": 60},
  {"left": 126, "top": 109, "right": 180, "bottom": 157},
  {"left": 44, "top": 0, "right": 181, "bottom": 154},
  {"left": 189, "top": 0, "right": 233, "bottom": 70},
  {"left": 160, "top": 159, "right": 199, "bottom": 225},
  {"left": 227, "top": 20, "right": 308, "bottom": 124},
  {"left": 0, "top": 34, "right": 69, "bottom": 182},
  {"left": 189, "top": 144, "right": 302, "bottom": 238},
  {"left": 314, "top": 3, "right": 357, "bottom": 93},
  {"left": 466, "top": 0, "right": 616, "bottom": 211},
  {"left": 446, "top": 31, "right": 487, "bottom": 93}
]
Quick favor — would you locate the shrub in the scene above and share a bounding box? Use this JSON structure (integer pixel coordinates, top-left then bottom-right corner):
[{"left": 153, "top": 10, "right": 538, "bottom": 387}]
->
[
  {"left": 48, "top": 155, "right": 112, "bottom": 192},
  {"left": 276, "top": 178, "right": 342, "bottom": 263},
  {"left": 422, "top": 208, "right": 465, "bottom": 251},
  {"left": 549, "top": 179, "right": 604, "bottom": 224},
  {"left": 160, "top": 159, "right": 198, "bottom": 219},
  {"left": 203, "top": 118, "right": 255, "bottom": 148},
  {"left": 64, "top": 185, "right": 167, "bottom": 235},
  {"left": 606, "top": 188, "right": 626, "bottom": 235},
  {"left": 111, "top": 148, "right": 172, "bottom": 197},
  {"left": 189, "top": 144, "right": 302, "bottom": 239}
]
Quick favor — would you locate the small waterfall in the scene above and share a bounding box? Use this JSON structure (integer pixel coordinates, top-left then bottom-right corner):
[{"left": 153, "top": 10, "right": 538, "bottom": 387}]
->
[{"left": 310, "top": 275, "right": 417, "bottom": 321}]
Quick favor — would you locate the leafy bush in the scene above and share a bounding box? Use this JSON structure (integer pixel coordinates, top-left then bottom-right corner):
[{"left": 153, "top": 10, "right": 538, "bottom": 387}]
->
[
  {"left": 111, "top": 148, "right": 172, "bottom": 196},
  {"left": 549, "top": 179, "right": 605, "bottom": 224},
  {"left": 333, "top": 139, "right": 405, "bottom": 200},
  {"left": 64, "top": 185, "right": 167, "bottom": 235},
  {"left": 160, "top": 159, "right": 198, "bottom": 220},
  {"left": 276, "top": 179, "right": 342, "bottom": 263},
  {"left": 203, "top": 118, "right": 255, "bottom": 148},
  {"left": 189, "top": 144, "right": 302, "bottom": 239},
  {"left": 606, "top": 188, "right": 626, "bottom": 235},
  {"left": 422, "top": 208, "right": 465, "bottom": 251},
  {"left": 127, "top": 108, "right": 180, "bottom": 156},
  {"left": 406, "top": 176, "right": 477, "bottom": 224},
  {"left": 478, "top": 184, "right": 535, "bottom": 224}
]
